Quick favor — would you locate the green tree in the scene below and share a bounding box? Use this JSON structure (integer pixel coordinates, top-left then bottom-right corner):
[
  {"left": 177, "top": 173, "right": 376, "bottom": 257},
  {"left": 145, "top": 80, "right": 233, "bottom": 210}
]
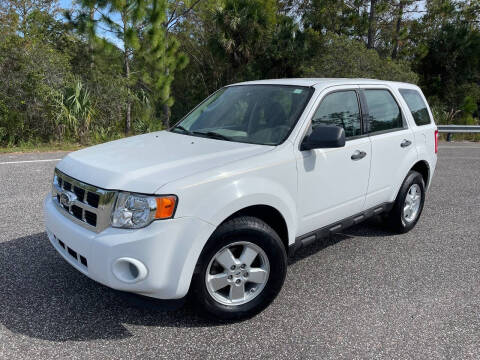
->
[
  {"left": 71, "top": 0, "right": 192, "bottom": 132},
  {"left": 302, "top": 0, "right": 368, "bottom": 40},
  {"left": 0, "top": 0, "right": 58, "bottom": 33},
  {"left": 54, "top": 79, "right": 95, "bottom": 142},
  {"left": 416, "top": 22, "right": 480, "bottom": 110},
  {"left": 259, "top": 14, "right": 308, "bottom": 78},
  {"left": 209, "top": 0, "right": 277, "bottom": 81},
  {"left": 303, "top": 33, "right": 418, "bottom": 83},
  {"left": 0, "top": 7, "right": 74, "bottom": 145},
  {"left": 170, "top": 0, "right": 225, "bottom": 122}
]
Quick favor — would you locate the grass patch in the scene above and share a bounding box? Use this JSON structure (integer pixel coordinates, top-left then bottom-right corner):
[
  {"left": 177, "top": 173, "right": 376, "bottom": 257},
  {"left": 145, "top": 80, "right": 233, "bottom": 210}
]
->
[
  {"left": 439, "top": 133, "right": 480, "bottom": 142},
  {"left": 0, "top": 142, "right": 86, "bottom": 154}
]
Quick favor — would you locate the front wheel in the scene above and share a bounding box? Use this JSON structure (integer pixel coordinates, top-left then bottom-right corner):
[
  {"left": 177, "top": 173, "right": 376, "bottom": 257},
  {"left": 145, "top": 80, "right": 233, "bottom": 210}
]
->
[
  {"left": 191, "top": 216, "right": 287, "bottom": 320},
  {"left": 385, "top": 170, "right": 426, "bottom": 233}
]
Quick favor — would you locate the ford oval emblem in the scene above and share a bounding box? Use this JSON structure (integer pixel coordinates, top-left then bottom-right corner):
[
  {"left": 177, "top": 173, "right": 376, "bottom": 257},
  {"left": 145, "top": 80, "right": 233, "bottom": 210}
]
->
[{"left": 59, "top": 191, "right": 77, "bottom": 207}]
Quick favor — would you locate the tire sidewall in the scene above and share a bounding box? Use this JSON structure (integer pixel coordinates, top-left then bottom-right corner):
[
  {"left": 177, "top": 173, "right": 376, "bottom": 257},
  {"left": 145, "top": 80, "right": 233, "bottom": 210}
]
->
[
  {"left": 395, "top": 171, "right": 426, "bottom": 231},
  {"left": 192, "top": 218, "right": 287, "bottom": 320}
]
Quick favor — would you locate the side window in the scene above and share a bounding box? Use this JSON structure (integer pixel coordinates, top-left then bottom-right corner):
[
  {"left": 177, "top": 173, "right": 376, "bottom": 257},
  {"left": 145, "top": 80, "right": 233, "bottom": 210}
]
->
[
  {"left": 312, "top": 91, "right": 361, "bottom": 138},
  {"left": 399, "top": 89, "right": 431, "bottom": 126},
  {"left": 364, "top": 90, "right": 403, "bottom": 133}
]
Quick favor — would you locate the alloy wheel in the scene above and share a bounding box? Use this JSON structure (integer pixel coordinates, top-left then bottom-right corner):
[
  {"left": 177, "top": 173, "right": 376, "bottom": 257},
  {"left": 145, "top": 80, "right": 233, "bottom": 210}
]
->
[
  {"left": 403, "top": 183, "right": 422, "bottom": 223},
  {"left": 205, "top": 241, "right": 270, "bottom": 306}
]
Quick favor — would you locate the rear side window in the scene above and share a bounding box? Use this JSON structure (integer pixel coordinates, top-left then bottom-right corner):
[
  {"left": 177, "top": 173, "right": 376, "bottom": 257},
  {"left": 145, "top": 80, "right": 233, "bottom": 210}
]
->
[
  {"left": 399, "top": 89, "right": 431, "bottom": 126},
  {"left": 364, "top": 90, "right": 403, "bottom": 133},
  {"left": 312, "top": 91, "right": 362, "bottom": 138}
]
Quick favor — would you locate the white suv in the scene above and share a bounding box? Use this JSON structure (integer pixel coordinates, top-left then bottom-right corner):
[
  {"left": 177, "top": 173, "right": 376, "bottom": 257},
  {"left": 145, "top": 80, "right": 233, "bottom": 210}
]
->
[{"left": 44, "top": 78, "right": 438, "bottom": 319}]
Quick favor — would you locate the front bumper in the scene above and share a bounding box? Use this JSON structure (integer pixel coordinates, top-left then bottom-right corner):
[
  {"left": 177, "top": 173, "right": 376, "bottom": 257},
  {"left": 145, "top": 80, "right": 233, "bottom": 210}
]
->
[{"left": 44, "top": 196, "right": 215, "bottom": 299}]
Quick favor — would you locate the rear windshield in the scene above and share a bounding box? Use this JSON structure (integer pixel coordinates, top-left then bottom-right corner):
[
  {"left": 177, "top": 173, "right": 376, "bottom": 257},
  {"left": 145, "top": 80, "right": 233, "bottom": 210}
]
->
[{"left": 399, "top": 89, "right": 431, "bottom": 126}]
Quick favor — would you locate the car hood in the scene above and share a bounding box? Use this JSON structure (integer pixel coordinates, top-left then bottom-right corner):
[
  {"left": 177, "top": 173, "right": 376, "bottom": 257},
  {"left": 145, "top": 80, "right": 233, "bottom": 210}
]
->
[{"left": 57, "top": 131, "right": 272, "bottom": 194}]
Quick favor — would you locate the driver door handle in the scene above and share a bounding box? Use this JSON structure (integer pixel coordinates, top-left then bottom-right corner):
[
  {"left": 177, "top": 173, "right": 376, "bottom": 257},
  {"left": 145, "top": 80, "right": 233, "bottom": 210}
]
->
[
  {"left": 401, "top": 139, "right": 412, "bottom": 148},
  {"left": 351, "top": 150, "right": 367, "bottom": 161}
]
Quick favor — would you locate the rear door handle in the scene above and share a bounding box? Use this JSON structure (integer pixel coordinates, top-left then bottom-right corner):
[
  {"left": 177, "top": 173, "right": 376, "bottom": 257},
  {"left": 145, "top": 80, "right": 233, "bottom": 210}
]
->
[
  {"left": 401, "top": 139, "right": 412, "bottom": 148},
  {"left": 351, "top": 150, "right": 367, "bottom": 161}
]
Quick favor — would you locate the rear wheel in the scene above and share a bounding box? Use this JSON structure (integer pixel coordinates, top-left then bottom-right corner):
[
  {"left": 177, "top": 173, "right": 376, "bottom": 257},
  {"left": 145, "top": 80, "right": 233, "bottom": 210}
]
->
[
  {"left": 386, "top": 170, "right": 426, "bottom": 233},
  {"left": 191, "top": 216, "right": 287, "bottom": 320}
]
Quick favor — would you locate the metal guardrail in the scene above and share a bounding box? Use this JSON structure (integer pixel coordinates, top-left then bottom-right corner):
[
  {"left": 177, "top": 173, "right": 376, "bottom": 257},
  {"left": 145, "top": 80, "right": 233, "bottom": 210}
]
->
[
  {"left": 437, "top": 125, "right": 480, "bottom": 133},
  {"left": 437, "top": 125, "right": 480, "bottom": 141}
]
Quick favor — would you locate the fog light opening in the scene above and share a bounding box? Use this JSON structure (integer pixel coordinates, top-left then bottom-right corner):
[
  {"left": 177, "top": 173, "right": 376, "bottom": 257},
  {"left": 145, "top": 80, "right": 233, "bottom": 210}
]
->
[
  {"left": 128, "top": 262, "right": 139, "bottom": 279},
  {"left": 112, "top": 258, "right": 147, "bottom": 284}
]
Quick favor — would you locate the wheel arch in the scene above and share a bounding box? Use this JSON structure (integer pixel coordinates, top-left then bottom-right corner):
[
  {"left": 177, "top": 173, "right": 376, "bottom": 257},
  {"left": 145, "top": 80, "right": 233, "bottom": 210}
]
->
[
  {"left": 410, "top": 160, "right": 430, "bottom": 189},
  {"left": 390, "top": 159, "right": 431, "bottom": 204},
  {"left": 220, "top": 205, "right": 290, "bottom": 254}
]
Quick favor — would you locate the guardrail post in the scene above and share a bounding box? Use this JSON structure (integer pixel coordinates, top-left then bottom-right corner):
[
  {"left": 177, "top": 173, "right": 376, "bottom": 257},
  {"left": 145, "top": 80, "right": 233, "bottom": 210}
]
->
[{"left": 446, "top": 133, "right": 452, "bottom": 142}]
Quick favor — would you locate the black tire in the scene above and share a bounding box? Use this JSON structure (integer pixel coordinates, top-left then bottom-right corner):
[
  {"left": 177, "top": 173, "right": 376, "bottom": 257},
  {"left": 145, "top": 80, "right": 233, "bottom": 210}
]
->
[
  {"left": 191, "top": 216, "right": 287, "bottom": 320},
  {"left": 386, "top": 170, "right": 426, "bottom": 233}
]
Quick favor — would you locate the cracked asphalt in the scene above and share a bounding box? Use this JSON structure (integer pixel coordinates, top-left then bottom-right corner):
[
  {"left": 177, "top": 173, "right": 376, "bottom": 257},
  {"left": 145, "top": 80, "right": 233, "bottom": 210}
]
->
[{"left": 0, "top": 143, "right": 479, "bottom": 359}]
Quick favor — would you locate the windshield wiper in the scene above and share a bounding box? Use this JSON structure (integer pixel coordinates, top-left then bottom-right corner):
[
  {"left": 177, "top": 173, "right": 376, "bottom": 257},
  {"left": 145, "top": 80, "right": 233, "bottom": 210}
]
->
[
  {"left": 172, "top": 126, "right": 231, "bottom": 141},
  {"left": 172, "top": 125, "right": 193, "bottom": 135},
  {"left": 193, "top": 131, "right": 232, "bottom": 141}
]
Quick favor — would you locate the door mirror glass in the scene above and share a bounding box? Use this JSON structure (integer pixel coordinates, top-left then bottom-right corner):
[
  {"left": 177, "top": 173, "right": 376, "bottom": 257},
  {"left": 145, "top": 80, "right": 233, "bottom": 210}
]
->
[{"left": 301, "top": 125, "right": 346, "bottom": 150}]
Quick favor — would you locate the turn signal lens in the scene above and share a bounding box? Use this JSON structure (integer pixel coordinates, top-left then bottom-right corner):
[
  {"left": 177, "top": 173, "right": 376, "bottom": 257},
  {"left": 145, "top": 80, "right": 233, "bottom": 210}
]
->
[{"left": 155, "top": 196, "right": 177, "bottom": 219}]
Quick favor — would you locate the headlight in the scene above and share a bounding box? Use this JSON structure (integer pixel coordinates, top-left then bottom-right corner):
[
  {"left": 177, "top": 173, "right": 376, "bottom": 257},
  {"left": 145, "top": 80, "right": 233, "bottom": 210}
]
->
[{"left": 112, "top": 192, "right": 177, "bottom": 229}]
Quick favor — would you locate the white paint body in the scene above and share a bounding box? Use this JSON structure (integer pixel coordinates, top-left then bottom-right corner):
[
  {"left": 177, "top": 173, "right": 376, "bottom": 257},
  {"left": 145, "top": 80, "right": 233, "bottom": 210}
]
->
[{"left": 44, "top": 78, "right": 438, "bottom": 299}]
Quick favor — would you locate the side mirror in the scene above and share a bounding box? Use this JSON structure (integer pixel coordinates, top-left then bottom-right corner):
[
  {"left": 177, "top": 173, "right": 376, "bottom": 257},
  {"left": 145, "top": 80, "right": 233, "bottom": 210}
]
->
[{"left": 300, "top": 125, "right": 346, "bottom": 151}]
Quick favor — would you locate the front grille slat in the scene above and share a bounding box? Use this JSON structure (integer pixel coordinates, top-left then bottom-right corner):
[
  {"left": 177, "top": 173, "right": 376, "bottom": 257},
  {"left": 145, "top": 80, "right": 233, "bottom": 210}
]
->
[
  {"left": 71, "top": 205, "right": 83, "bottom": 220},
  {"left": 54, "top": 234, "right": 88, "bottom": 269},
  {"left": 84, "top": 211, "right": 97, "bottom": 226},
  {"left": 52, "top": 169, "right": 116, "bottom": 232},
  {"left": 80, "top": 255, "right": 88, "bottom": 267},
  {"left": 63, "top": 181, "right": 72, "bottom": 191},
  {"left": 67, "top": 247, "right": 78, "bottom": 259},
  {"left": 86, "top": 192, "right": 100, "bottom": 208},
  {"left": 73, "top": 186, "right": 86, "bottom": 202}
]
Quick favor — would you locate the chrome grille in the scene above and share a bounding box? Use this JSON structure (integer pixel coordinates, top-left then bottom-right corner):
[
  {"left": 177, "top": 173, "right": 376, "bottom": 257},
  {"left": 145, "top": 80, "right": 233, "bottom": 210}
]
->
[{"left": 52, "top": 169, "right": 117, "bottom": 232}]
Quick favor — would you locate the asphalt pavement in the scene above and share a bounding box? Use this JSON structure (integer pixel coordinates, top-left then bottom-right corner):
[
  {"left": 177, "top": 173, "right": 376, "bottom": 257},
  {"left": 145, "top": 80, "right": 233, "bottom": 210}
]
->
[{"left": 0, "top": 143, "right": 479, "bottom": 359}]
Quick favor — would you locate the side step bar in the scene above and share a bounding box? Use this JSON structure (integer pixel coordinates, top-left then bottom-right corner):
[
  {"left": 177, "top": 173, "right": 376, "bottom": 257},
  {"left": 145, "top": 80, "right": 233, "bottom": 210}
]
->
[{"left": 289, "top": 202, "right": 393, "bottom": 257}]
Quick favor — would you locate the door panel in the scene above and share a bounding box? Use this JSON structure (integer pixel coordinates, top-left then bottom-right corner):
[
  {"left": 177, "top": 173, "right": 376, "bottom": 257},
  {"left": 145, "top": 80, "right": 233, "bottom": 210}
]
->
[
  {"left": 398, "top": 88, "right": 437, "bottom": 188},
  {"left": 364, "top": 129, "right": 417, "bottom": 208},
  {"left": 361, "top": 86, "right": 417, "bottom": 208},
  {"left": 297, "top": 137, "right": 372, "bottom": 235},
  {"left": 296, "top": 87, "right": 372, "bottom": 236}
]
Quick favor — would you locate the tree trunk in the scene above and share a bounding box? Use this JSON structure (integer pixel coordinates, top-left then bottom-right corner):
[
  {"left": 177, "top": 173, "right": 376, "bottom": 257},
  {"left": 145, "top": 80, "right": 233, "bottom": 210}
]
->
[
  {"left": 367, "top": 0, "right": 377, "bottom": 49},
  {"left": 162, "top": 23, "right": 170, "bottom": 129},
  {"left": 89, "top": 7, "right": 95, "bottom": 70},
  {"left": 124, "top": 51, "right": 131, "bottom": 135},
  {"left": 392, "top": 1, "right": 405, "bottom": 59},
  {"left": 122, "top": 13, "right": 131, "bottom": 135},
  {"left": 163, "top": 103, "right": 170, "bottom": 129}
]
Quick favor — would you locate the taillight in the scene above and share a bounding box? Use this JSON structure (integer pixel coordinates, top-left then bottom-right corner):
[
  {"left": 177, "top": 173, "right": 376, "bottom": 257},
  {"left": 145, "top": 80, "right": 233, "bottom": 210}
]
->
[{"left": 434, "top": 129, "right": 438, "bottom": 153}]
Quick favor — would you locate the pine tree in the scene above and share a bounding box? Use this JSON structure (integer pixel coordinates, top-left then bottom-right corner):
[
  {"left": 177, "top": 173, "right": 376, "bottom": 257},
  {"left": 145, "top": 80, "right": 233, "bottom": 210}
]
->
[
  {"left": 69, "top": 0, "right": 190, "bottom": 133},
  {"left": 138, "top": 0, "right": 189, "bottom": 129}
]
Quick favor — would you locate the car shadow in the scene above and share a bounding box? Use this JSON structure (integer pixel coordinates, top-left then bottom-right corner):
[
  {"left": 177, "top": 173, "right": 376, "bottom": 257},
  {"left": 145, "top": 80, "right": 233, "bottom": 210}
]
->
[
  {"left": 289, "top": 217, "right": 394, "bottom": 265},
  {"left": 0, "top": 221, "right": 393, "bottom": 342},
  {"left": 0, "top": 232, "right": 224, "bottom": 342}
]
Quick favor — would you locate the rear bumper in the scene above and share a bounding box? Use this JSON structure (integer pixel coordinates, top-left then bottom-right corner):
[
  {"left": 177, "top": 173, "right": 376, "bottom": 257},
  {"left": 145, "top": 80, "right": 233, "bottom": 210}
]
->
[{"left": 44, "top": 195, "right": 215, "bottom": 299}]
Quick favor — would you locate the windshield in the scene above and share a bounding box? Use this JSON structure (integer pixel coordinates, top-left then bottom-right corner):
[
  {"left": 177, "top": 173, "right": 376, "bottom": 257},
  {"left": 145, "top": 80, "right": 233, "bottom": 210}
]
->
[{"left": 171, "top": 85, "right": 314, "bottom": 145}]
